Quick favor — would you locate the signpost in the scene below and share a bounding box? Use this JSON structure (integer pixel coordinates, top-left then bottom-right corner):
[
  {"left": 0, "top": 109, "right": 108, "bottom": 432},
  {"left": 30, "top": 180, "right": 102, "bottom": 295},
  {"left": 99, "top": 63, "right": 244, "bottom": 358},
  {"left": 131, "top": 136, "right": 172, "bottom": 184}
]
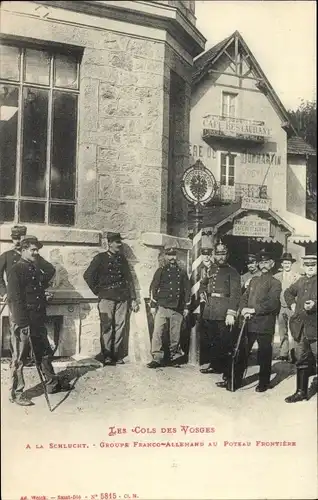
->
[{"left": 181, "top": 159, "right": 216, "bottom": 365}]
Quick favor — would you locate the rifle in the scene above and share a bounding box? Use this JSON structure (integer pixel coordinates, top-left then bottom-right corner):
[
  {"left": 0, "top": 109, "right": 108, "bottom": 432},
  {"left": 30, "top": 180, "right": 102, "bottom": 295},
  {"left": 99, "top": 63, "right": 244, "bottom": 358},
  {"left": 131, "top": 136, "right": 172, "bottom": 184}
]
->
[
  {"left": 28, "top": 332, "right": 52, "bottom": 412},
  {"left": 229, "top": 317, "right": 247, "bottom": 392}
]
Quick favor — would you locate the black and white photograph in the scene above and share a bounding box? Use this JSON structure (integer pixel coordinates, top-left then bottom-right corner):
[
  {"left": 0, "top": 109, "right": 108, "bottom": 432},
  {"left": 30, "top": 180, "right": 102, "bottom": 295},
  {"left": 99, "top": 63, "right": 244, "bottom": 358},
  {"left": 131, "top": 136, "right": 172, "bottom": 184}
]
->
[{"left": 0, "top": 1, "right": 317, "bottom": 499}]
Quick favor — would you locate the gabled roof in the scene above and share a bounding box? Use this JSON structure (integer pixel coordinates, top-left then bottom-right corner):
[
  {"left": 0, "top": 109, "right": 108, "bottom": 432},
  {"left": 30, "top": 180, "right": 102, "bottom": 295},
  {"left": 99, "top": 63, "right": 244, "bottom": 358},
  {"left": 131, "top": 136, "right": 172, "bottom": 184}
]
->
[
  {"left": 287, "top": 136, "right": 316, "bottom": 156},
  {"left": 193, "top": 30, "right": 297, "bottom": 135}
]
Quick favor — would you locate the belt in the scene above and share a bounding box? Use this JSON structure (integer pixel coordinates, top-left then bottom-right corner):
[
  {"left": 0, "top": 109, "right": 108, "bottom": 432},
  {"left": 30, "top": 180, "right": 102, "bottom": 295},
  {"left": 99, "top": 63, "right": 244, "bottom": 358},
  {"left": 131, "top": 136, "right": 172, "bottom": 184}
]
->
[{"left": 209, "top": 293, "right": 229, "bottom": 298}]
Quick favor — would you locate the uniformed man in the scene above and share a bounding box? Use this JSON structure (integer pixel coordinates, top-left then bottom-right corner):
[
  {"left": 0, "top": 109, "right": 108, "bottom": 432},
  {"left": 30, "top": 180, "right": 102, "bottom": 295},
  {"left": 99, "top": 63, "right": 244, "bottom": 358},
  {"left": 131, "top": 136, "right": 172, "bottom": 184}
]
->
[
  {"left": 200, "top": 248, "right": 213, "bottom": 280},
  {"left": 241, "top": 254, "right": 261, "bottom": 290},
  {"left": 236, "top": 250, "right": 282, "bottom": 393},
  {"left": 147, "top": 245, "right": 191, "bottom": 368},
  {"left": 199, "top": 241, "right": 241, "bottom": 377},
  {"left": 284, "top": 254, "right": 317, "bottom": 403},
  {"left": 7, "top": 236, "right": 70, "bottom": 406},
  {"left": 0, "top": 225, "right": 56, "bottom": 302},
  {"left": 273, "top": 252, "right": 300, "bottom": 361},
  {"left": 83, "top": 232, "right": 139, "bottom": 366}
]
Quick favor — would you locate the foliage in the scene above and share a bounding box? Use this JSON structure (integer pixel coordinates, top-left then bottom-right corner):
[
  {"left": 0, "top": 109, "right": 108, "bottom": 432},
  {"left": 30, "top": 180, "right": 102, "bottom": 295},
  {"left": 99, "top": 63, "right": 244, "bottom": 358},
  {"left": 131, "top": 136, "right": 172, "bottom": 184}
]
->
[{"left": 287, "top": 100, "right": 317, "bottom": 220}]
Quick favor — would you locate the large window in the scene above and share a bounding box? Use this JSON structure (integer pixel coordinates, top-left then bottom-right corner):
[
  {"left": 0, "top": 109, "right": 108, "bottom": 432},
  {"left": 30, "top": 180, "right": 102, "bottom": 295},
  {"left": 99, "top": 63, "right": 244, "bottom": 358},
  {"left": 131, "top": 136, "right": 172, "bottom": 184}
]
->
[
  {"left": 220, "top": 152, "right": 236, "bottom": 186},
  {"left": 221, "top": 91, "right": 237, "bottom": 118},
  {"left": 0, "top": 43, "right": 79, "bottom": 225}
]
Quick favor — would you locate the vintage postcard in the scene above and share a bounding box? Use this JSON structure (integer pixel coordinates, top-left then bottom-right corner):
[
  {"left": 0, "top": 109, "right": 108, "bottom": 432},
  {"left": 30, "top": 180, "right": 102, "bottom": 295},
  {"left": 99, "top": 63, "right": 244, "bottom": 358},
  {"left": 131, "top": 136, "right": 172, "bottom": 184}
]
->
[{"left": 0, "top": 1, "right": 317, "bottom": 499}]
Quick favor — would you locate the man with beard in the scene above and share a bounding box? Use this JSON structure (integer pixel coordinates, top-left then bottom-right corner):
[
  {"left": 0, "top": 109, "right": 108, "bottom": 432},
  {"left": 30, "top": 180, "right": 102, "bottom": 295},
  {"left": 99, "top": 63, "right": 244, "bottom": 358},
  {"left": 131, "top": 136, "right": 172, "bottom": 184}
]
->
[
  {"left": 241, "top": 254, "right": 261, "bottom": 290},
  {"left": 284, "top": 254, "right": 317, "bottom": 403},
  {"left": 231, "top": 250, "right": 281, "bottom": 393},
  {"left": 147, "top": 246, "right": 191, "bottom": 368},
  {"left": 199, "top": 241, "right": 241, "bottom": 376}
]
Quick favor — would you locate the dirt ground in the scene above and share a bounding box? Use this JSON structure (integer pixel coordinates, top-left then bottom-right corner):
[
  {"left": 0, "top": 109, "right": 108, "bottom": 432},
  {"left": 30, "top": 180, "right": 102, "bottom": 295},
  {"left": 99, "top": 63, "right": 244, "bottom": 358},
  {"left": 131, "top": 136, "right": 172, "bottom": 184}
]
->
[{"left": 1, "top": 349, "right": 317, "bottom": 500}]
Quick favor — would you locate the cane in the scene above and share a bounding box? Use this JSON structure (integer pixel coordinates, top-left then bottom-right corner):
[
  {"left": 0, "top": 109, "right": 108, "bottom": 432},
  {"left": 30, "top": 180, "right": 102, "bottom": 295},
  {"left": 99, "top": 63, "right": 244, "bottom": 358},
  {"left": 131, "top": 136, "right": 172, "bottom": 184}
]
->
[
  {"left": 230, "top": 317, "right": 247, "bottom": 392},
  {"left": 0, "top": 298, "right": 7, "bottom": 316},
  {"left": 28, "top": 332, "right": 52, "bottom": 412}
]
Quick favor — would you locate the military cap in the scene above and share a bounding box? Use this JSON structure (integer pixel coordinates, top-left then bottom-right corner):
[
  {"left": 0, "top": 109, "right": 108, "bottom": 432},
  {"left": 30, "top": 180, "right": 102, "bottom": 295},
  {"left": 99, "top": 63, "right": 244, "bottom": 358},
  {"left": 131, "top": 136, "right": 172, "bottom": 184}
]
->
[
  {"left": 11, "top": 225, "right": 27, "bottom": 238},
  {"left": 21, "top": 235, "right": 43, "bottom": 249},
  {"left": 164, "top": 245, "right": 177, "bottom": 255},
  {"left": 107, "top": 232, "right": 122, "bottom": 243},
  {"left": 258, "top": 249, "right": 274, "bottom": 261},
  {"left": 201, "top": 248, "right": 212, "bottom": 256},
  {"left": 279, "top": 252, "right": 296, "bottom": 263},
  {"left": 302, "top": 254, "right": 317, "bottom": 266},
  {"left": 214, "top": 241, "right": 228, "bottom": 255},
  {"left": 246, "top": 253, "right": 258, "bottom": 263}
]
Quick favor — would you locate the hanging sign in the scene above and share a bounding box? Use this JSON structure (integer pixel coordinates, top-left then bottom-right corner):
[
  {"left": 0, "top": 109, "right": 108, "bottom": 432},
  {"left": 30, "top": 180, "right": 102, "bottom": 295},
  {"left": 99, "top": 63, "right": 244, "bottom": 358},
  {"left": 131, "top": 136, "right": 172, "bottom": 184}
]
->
[
  {"left": 241, "top": 197, "right": 271, "bottom": 211},
  {"left": 233, "top": 218, "right": 270, "bottom": 237},
  {"left": 181, "top": 159, "right": 216, "bottom": 205}
]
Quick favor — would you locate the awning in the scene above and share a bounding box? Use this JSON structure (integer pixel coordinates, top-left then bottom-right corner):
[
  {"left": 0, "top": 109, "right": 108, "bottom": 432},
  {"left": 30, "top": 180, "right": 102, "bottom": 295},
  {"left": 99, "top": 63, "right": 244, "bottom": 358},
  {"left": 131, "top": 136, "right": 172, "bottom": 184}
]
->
[{"left": 278, "top": 210, "right": 317, "bottom": 243}]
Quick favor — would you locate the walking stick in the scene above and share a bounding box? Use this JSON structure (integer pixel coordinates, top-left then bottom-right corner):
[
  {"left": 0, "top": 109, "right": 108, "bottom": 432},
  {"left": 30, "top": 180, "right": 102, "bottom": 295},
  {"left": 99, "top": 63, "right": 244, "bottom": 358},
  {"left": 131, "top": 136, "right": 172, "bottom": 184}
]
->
[
  {"left": 28, "top": 332, "right": 52, "bottom": 412},
  {"left": 230, "top": 317, "right": 247, "bottom": 392},
  {"left": 0, "top": 298, "right": 7, "bottom": 316}
]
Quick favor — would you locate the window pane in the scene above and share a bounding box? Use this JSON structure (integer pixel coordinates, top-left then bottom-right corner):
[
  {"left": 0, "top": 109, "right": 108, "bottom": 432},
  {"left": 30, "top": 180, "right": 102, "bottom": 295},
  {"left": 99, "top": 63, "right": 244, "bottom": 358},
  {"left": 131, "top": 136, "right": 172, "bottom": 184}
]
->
[
  {"left": 0, "top": 84, "right": 19, "bottom": 195},
  {"left": 221, "top": 175, "right": 227, "bottom": 186},
  {"left": 49, "top": 203, "right": 75, "bottom": 226},
  {"left": 229, "top": 154, "right": 235, "bottom": 166},
  {"left": 0, "top": 200, "right": 15, "bottom": 222},
  {"left": 229, "top": 166, "right": 235, "bottom": 176},
  {"left": 54, "top": 54, "right": 78, "bottom": 89},
  {"left": 25, "top": 49, "right": 50, "bottom": 85},
  {"left": 0, "top": 45, "right": 20, "bottom": 81},
  {"left": 222, "top": 103, "right": 227, "bottom": 116},
  {"left": 220, "top": 153, "right": 227, "bottom": 166},
  {"left": 229, "top": 104, "right": 235, "bottom": 117},
  {"left": 19, "top": 201, "right": 45, "bottom": 223},
  {"left": 21, "top": 87, "right": 48, "bottom": 197},
  {"left": 228, "top": 177, "right": 234, "bottom": 187},
  {"left": 51, "top": 91, "right": 77, "bottom": 200}
]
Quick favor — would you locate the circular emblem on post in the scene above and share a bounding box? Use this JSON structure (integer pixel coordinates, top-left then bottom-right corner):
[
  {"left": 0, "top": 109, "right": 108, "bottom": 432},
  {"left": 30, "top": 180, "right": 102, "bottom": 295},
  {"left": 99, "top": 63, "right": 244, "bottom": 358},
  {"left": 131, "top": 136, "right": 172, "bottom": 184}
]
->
[{"left": 181, "top": 159, "right": 216, "bottom": 205}]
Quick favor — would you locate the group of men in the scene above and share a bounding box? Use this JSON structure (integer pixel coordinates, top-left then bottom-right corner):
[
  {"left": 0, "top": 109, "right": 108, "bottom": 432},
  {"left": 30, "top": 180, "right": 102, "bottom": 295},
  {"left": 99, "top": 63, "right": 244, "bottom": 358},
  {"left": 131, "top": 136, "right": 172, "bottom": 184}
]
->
[{"left": 0, "top": 225, "right": 317, "bottom": 407}]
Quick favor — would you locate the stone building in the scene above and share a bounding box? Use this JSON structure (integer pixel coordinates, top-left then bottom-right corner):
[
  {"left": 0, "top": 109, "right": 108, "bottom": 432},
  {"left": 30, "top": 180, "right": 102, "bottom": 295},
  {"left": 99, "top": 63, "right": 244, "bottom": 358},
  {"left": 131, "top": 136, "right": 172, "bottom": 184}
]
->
[
  {"left": 190, "top": 31, "right": 316, "bottom": 274},
  {"left": 0, "top": 1, "right": 205, "bottom": 360}
]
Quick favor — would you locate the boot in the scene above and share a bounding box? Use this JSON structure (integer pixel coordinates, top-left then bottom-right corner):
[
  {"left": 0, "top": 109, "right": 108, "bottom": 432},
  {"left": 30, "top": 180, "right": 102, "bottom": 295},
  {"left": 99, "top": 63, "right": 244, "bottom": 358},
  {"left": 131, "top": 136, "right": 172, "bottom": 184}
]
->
[{"left": 285, "top": 368, "right": 309, "bottom": 403}]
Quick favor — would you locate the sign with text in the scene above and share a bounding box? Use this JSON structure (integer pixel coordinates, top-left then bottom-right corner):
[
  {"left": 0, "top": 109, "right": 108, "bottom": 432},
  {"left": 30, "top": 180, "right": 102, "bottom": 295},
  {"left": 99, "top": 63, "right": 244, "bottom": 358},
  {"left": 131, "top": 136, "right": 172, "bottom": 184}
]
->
[
  {"left": 202, "top": 115, "right": 271, "bottom": 141},
  {"left": 233, "top": 218, "right": 270, "bottom": 237},
  {"left": 241, "top": 197, "right": 271, "bottom": 211}
]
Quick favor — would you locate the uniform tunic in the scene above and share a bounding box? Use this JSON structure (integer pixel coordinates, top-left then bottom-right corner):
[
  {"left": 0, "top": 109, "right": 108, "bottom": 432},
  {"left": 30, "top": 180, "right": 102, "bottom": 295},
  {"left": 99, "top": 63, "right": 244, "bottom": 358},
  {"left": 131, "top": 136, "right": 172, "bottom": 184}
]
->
[
  {"left": 83, "top": 250, "right": 136, "bottom": 362},
  {"left": 149, "top": 263, "right": 191, "bottom": 363},
  {"left": 274, "top": 270, "right": 300, "bottom": 357},
  {"left": 200, "top": 263, "right": 241, "bottom": 320},
  {"left": 7, "top": 258, "right": 58, "bottom": 397}
]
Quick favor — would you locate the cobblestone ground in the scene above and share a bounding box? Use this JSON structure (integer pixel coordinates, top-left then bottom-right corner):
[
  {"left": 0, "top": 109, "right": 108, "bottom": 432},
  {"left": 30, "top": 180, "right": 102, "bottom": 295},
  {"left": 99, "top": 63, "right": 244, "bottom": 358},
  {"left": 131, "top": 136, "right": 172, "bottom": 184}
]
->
[{"left": 1, "top": 349, "right": 317, "bottom": 500}]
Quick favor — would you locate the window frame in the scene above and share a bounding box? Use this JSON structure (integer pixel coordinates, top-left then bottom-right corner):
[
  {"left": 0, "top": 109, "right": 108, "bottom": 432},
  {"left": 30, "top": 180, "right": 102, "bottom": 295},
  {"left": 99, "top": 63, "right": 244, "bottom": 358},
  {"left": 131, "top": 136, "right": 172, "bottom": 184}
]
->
[
  {"left": 220, "top": 151, "right": 237, "bottom": 186},
  {"left": 0, "top": 41, "right": 80, "bottom": 226},
  {"left": 221, "top": 91, "right": 237, "bottom": 118}
]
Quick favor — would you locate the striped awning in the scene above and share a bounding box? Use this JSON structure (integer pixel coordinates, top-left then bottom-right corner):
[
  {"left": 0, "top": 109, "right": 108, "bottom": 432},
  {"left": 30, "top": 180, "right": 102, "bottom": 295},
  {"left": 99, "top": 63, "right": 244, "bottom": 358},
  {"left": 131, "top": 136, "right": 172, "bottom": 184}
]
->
[{"left": 279, "top": 211, "right": 317, "bottom": 243}]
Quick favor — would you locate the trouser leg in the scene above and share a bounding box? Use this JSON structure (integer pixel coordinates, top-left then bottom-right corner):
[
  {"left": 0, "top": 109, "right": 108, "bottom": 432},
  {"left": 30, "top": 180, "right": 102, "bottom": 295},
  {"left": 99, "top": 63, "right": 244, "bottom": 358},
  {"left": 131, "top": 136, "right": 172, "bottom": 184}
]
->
[
  {"left": 277, "top": 309, "right": 289, "bottom": 357},
  {"left": 257, "top": 334, "right": 273, "bottom": 386},
  {"left": 98, "top": 299, "right": 116, "bottom": 360},
  {"left": 218, "top": 323, "right": 234, "bottom": 380},
  {"left": 151, "top": 307, "right": 168, "bottom": 363},
  {"left": 113, "top": 301, "right": 128, "bottom": 360},
  {"left": 10, "top": 326, "right": 30, "bottom": 400},
  {"left": 169, "top": 310, "right": 183, "bottom": 360},
  {"left": 30, "top": 323, "right": 58, "bottom": 393}
]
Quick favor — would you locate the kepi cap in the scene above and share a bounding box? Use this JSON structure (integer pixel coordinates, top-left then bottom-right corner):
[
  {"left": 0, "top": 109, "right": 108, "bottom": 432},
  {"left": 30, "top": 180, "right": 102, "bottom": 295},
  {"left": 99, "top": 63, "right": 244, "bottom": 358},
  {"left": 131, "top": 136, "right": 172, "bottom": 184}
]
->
[
  {"left": 258, "top": 249, "right": 274, "bottom": 261},
  {"left": 165, "top": 245, "right": 177, "bottom": 256},
  {"left": 107, "top": 232, "right": 122, "bottom": 243},
  {"left": 201, "top": 248, "right": 212, "bottom": 256},
  {"left": 302, "top": 254, "right": 317, "bottom": 266},
  {"left": 11, "top": 225, "right": 27, "bottom": 238},
  {"left": 21, "top": 235, "right": 43, "bottom": 249},
  {"left": 246, "top": 253, "right": 258, "bottom": 263}
]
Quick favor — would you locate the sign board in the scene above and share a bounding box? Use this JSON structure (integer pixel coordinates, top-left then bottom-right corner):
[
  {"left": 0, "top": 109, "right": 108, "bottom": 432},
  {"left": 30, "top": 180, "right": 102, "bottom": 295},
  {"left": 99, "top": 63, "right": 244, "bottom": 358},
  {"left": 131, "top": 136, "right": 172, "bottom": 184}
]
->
[
  {"left": 181, "top": 159, "right": 216, "bottom": 205},
  {"left": 202, "top": 114, "right": 271, "bottom": 141},
  {"left": 233, "top": 218, "right": 270, "bottom": 237},
  {"left": 241, "top": 196, "right": 271, "bottom": 211}
]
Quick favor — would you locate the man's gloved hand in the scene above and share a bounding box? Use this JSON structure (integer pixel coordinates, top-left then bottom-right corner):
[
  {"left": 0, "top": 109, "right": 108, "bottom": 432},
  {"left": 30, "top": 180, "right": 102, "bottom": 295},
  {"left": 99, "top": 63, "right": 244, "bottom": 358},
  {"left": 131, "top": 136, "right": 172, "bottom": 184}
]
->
[
  {"left": 0, "top": 293, "right": 7, "bottom": 303},
  {"left": 304, "top": 300, "right": 315, "bottom": 311},
  {"left": 225, "top": 314, "right": 235, "bottom": 326},
  {"left": 291, "top": 303, "right": 296, "bottom": 313},
  {"left": 241, "top": 307, "right": 255, "bottom": 319},
  {"left": 45, "top": 291, "right": 54, "bottom": 302},
  {"left": 183, "top": 308, "right": 189, "bottom": 318},
  {"left": 150, "top": 307, "right": 156, "bottom": 316},
  {"left": 131, "top": 299, "right": 139, "bottom": 313}
]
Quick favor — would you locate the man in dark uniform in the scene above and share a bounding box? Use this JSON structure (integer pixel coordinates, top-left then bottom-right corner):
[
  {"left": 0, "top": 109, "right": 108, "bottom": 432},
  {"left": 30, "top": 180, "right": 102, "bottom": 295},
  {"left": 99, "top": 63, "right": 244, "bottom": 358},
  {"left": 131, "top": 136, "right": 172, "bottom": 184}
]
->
[
  {"left": 234, "top": 250, "right": 282, "bottom": 392},
  {"left": 147, "top": 245, "right": 191, "bottom": 368},
  {"left": 0, "top": 225, "right": 56, "bottom": 302},
  {"left": 284, "top": 254, "right": 317, "bottom": 403},
  {"left": 7, "top": 236, "right": 70, "bottom": 406},
  {"left": 241, "top": 254, "right": 261, "bottom": 290},
  {"left": 200, "top": 248, "right": 213, "bottom": 280},
  {"left": 199, "top": 241, "right": 241, "bottom": 376},
  {"left": 83, "top": 232, "right": 139, "bottom": 365}
]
